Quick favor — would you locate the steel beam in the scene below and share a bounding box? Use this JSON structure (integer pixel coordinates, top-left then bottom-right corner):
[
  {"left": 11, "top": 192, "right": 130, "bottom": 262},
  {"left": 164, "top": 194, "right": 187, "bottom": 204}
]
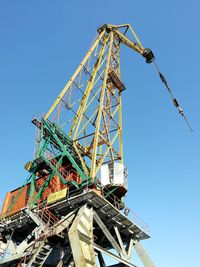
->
[
  {"left": 134, "top": 240, "right": 155, "bottom": 267},
  {"left": 68, "top": 204, "right": 96, "bottom": 267},
  {"left": 94, "top": 244, "right": 137, "bottom": 267}
]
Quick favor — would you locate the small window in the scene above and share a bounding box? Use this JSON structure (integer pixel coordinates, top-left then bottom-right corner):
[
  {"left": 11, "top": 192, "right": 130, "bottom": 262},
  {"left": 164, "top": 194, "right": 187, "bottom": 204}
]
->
[{"left": 10, "top": 196, "right": 15, "bottom": 206}]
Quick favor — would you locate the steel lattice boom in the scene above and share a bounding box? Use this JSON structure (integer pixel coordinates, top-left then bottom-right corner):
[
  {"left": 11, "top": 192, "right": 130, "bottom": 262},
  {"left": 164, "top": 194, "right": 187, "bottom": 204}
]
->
[{"left": 43, "top": 24, "right": 154, "bottom": 179}]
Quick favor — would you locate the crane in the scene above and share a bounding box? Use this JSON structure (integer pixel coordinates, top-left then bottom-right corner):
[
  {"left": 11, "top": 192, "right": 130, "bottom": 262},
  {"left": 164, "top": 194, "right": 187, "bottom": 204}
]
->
[
  {"left": 0, "top": 23, "right": 191, "bottom": 267},
  {"left": 29, "top": 23, "right": 191, "bottom": 204}
]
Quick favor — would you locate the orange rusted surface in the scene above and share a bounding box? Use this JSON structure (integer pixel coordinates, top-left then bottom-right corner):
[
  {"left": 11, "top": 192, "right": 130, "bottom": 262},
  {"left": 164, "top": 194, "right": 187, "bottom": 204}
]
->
[
  {"left": 1, "top": 164, "right": 81, "bottom": 216},
  {"left": 1, "top": 186, "right": 28, "bottom": 216}
]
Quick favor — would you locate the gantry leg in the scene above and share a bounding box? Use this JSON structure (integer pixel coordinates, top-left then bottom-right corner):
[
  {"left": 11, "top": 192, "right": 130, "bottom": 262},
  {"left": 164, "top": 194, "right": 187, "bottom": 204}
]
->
[
  {"left": 97, "top": 252, "right": 106, "bottom": 267},
  {"left": 68, "top": 204, "right": 96, "bottom": 267},
  {"left": 134, "top": 239, "right": 155, "bottom": 267},
  {"left": 56, "top": 259, "right": 63, "bottom": 267}
]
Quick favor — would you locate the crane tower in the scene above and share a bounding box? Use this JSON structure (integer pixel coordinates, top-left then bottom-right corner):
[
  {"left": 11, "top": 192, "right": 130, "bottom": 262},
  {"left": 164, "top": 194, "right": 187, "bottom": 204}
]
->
[{"left": 0, "top": 24, "right": 156, "bottom": 267}]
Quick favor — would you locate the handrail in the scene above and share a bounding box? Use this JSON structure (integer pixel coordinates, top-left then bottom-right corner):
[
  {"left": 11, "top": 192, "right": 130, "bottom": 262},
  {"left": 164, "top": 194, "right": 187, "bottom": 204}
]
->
[{"left": 101, "top": 186, "right": 149, "bottom": 235}]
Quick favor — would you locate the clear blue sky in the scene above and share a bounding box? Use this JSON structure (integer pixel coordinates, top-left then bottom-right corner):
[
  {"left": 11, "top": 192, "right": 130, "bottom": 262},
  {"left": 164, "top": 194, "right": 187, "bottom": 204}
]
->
[{"left": 0, "top": 1, "right": 199, "bottom": 266}]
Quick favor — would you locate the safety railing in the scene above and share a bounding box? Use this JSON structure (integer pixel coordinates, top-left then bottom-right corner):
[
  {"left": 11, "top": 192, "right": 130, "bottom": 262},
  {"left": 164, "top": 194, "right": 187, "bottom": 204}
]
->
[
  {"left": 35, "top": 202, "right": 59, "bottom": 228},
  {"left": 101, "top": 187, "right": 149, "bottom": 235}
]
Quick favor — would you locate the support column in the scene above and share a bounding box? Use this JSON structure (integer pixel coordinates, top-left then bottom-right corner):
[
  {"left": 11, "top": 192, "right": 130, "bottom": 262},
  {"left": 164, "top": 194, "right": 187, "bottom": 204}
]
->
[
  {"left": 97, "top": 252, "right": 106, "bottom": 267},
  {"left": 134, "top": 240, "right": 155, "bottom": 267},
  {"left": 68, "top": 204, "right": 96, "bottom": 267}
]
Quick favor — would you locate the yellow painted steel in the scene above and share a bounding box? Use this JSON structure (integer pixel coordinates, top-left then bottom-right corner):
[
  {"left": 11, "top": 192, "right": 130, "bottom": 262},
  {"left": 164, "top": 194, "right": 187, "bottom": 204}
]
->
[
  {"left": 118, "top": 93, "right": 123, "bottom": 163},
  {"left": 68, "top": 205, "right": 96, "bottom": 267},
  {"left": 44, "top": 24, "right": 148, "bottom": 180},
  {"left": 101, "top": 23, "right": 144, "bottom": 50},
  {"left": 44, "top": 29, "right": 106, "bottom": 120},
  {"left": 71, "top": 36, "right": 108, "bottom": 139},
  {"left": 128, "top": 24, "right": 144, "bottom": 49},
  {"left": 94, "top": 130, "right": 119, "bottom": 177},
  {"left": 47, "top": 188, "right": 67, "bottom": 204},
  {"left": 90, "top": 32, "right": 114, "bottom": 178},
  {"left": 76, "top": 106, "right": 98, "bottom": 137},
  {"left": 134, "top": 239, "right": 155, "bottom": 267},
  {"left": 116, "top": 43, "right": 123, "bottom": 163},
  {"left": 113, "top": 29, "right": 143, "bottom": 54},
  {"left": 73, "top": 141, "right": 89, "bottom": 175}
]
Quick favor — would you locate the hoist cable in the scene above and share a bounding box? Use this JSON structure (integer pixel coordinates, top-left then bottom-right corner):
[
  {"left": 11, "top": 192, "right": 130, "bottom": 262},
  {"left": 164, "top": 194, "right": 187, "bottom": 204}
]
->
[{"left": 152, "top": 60, "right": 193, "bottom": 132}]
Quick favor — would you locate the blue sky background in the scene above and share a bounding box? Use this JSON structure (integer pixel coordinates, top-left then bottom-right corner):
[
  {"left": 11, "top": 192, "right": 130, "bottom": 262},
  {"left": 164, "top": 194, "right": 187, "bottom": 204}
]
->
[{"left": 0, "top": 1, "right": 199, "bottom": 266}]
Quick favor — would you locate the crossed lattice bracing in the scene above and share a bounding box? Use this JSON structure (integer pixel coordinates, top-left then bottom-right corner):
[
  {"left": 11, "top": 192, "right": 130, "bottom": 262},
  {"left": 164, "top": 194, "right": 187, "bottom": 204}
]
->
[
  {"left": 0, "top": 192, "right": 154, "bottom": 267},
  {"left": 43, "top": 24, "right": 147, "bottom": 179}
]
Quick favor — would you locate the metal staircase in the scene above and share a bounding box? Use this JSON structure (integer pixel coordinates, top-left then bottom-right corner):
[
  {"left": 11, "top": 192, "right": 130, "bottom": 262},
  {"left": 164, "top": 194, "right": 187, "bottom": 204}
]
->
[
  {"left": 25, "top": 203, "right": 59, "bottom": 231},
  {"left": 36, "top": 202, "right": 59, "bottom": 228},
  {"left": 26, "top": 238, "right": 52, "bottom": 267}
]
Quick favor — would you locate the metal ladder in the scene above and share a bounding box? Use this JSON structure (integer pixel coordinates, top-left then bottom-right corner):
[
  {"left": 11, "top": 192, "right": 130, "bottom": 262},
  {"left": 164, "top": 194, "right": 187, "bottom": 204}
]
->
[{"left": 26, "top": 238, "right": 52, "bottom": 267}]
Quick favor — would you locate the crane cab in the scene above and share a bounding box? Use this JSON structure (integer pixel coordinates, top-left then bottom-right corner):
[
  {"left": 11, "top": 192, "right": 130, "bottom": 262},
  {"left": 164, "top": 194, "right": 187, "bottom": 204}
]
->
[{"left": 100, "top": 163, "right": 128, "bottom": 200}]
